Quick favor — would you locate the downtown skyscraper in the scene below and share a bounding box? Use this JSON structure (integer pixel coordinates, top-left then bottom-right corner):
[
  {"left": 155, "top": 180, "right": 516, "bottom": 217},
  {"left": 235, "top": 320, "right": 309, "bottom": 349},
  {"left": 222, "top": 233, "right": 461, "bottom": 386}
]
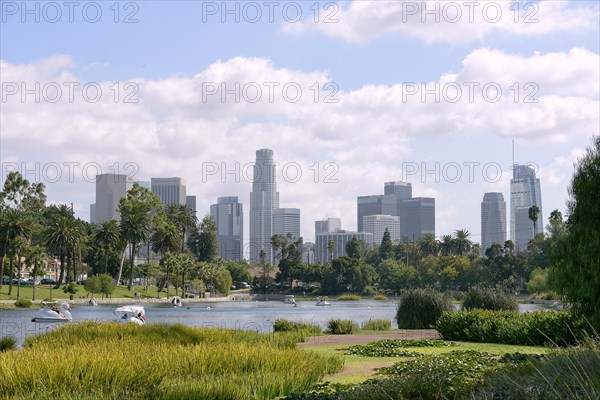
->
[
  {"left": 510, "top": 164, "right": 543, "bottom": 251},
  {"left": 211, "top": 196, "right": 243, "bottom": 261},
  {"left": 249, "top": 149, "right": 279, "bottom": 264},
  {"left": 481, "top": 192, "right": 507, "bottom": 252}
]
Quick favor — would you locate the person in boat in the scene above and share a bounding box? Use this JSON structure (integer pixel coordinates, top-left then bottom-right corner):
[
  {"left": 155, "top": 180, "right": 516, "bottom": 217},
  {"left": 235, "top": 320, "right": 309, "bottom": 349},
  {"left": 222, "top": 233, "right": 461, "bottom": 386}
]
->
[
  {"left": 121, "top": 313, "right": 128, "bottom": 321},
  {"left": 137, "top": 312, "right": 146, "bottom": 322}
]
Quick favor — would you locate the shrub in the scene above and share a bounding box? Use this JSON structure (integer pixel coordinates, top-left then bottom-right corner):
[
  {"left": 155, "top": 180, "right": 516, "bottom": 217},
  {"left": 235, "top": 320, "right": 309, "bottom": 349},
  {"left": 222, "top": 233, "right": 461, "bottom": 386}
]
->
[
  {"left": 345, "top": 339, "right": 456, "bottom": 357},
  {"left": 336, "top": 295, "right": 362, "bottom": 301},
  {"left": 462, "top": 287, "right": 518, "bottom": 311},
  {"left": 361, "top": 286, "right": 375, "bottom": 296},
  {"left": 436, "top": 309, "right": 585, "bottom": 346},
  {"left": 372, "top": 294, "right": 388, "bottom": 301},
  {"left": 361, "top": 319, "right": 391, "bottom": 331},
  {"left": 0, "top": 337, "right": 17, "bottom": 352},
  {"left": 396, "top": 289, "right": 452, "bottom": 329},
  {"left": 273, "top": 319, "right": 322, "bottom": 335},
  {"left": 14, "top": 299, "right": 32, "bottom": 308},
  {"left": 326, "top": 319, "right": 358, "bottom": 334}
]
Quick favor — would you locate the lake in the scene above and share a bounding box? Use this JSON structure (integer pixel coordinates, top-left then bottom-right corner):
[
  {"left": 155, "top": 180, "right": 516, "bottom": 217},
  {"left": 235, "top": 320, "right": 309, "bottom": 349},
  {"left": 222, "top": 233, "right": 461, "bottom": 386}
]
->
[{"left": 0, "top": 300, "right": 547, "bottom": 345}]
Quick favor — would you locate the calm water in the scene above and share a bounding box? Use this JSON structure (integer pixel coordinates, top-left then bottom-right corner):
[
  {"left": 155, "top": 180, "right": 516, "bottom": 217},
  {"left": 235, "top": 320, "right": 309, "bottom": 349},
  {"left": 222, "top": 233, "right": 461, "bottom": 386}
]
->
[{"left": 0, "top": 301, "right": 546, "bottom": 345}]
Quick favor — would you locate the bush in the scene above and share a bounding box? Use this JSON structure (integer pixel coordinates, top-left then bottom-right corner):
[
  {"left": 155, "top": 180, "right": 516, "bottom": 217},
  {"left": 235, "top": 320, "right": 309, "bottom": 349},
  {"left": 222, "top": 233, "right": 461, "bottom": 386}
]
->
[
  {"left": 0, "top": 337, "right": 17, "bottom": 352},
  {"left": 326, "top": 319, "right": 359, "bottom": 334},
  {"left": 361, "top": 286, "right": 375, "bottom": 296},
  {"left": 336, "top": 295, "right": 362, "bottom": 301},
  {"left": 272, "top": 319, "right": 322, "bottom": 336},
  {"left": 372, "top": 294, "right": 388, "bottom": 301},
  {"left": 14, "top": 299, "right": 32, "bottom": 308},
  {"left": 436, "top": 309, "right": 586, "bottom": 346},
  {"left": 345, "top": 339, "right": 456, "bottom": 357},
  {"left": 396, "top": 289, "right": 452, "bottom": 329},
  {"left": 361, "top": 319, "right": 391, "bottom": 331},
  {"left": 462, "top": 287, "right": 518, "bottom": 311}
]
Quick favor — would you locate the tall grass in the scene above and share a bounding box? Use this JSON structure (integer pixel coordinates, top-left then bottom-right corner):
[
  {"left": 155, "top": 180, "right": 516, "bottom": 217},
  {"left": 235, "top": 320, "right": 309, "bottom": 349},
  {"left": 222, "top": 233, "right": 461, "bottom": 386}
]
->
[
  {"left": 361, "top": 319, "right": 392, "bottom": 331},
  {"left": 326, "top": 319, "right": 359, "bottom": 334},
  {"left": 0, "top": 322, "right": 343, "bottom": 399},
  {"left": 396, "top": 289, "right": 452, "bottom": 329},
  {"left": 0, "top": 337, "right": 16, "bottom": 352},
  {"left": 462, "top": 287, "right": 518, "bottom": 311},
  {"left": 336, "top": 294, "right": 362, "bottom": 301},
  {"left": 273, "top": 319, "right": 323, "bottom": 336}
]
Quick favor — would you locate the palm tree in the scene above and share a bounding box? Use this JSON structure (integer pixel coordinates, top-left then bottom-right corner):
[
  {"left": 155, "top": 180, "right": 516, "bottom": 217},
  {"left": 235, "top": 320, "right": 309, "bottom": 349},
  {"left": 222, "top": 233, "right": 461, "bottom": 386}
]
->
[
  {"left": 25, "top": 244, "right": 46, "bottom": 301},
  {"left": 0, "top": 209, "right": 33, "bottom": 295},
  {"left": 95, "top": 220, "right": 120, "bottom": 275},
  {"left": 270, "top": 235, "right": 282, "bottom": 264},
  {"left": 120, "top": 207, "right": 151, "bottom": 291},
  {"left": 166, "top": 204, "right": 197, "bottom": 253},
  {"left": 152, "top": 221, "right": 180, "bottom": 295},
  {"left": 418, "top": 233, "right": 439, "bottom": 257},
  {"left": 327, "top": 239, "right": 335, "bottom": 263},
  {"left": 44, "top": 216, "right": 83, "bottom": 289},
  {"left": 454, "top": 229, "right": 473, "bottom": 256},
  {"left": 440, "top": 235, "right": 454, "bottom": 256},
  {"left": 528, "top": 205, "right": 540, "bottom": 236}
]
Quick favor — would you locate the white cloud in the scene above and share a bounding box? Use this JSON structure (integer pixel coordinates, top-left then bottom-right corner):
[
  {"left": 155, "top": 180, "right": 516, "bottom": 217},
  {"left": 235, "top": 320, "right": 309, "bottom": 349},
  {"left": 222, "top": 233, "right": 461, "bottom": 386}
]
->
[
  {"left": 295, "top": 0, "right": 599, "bottom": 44},
  {"left": 1, "top": 47, "right": 598, "bottom": 243}
]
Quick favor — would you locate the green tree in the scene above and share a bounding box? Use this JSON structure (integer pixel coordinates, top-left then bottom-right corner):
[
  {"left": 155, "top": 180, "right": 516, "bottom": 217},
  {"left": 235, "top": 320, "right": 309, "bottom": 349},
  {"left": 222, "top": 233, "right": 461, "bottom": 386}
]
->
[
  {"left": 24, "top": 244, "right": 46, "bottom": 301},
  {"left": 166, "top": 204, "right": 197, "bottom": 253},
  {"left": 345, "top": 237, "right": 364, "bottom": 259},
  {"left": 550, "top": 136, "right": 600, "bottom": 326},
  {"left": 84, "top": 275, "right": 102, "bottom": 297},
  {"left": 454, "top": 229, "right": 473, "bottom": 256},
  {"left": 379, "top": 228, "right": 394, "bottom": 260},
  {"left": 0, "top": 209, "right": 33, "bottom": 295},
  {"left": 95, "top": 220, "right": 120, "bottom": 275},
  {"left": 439, "top": 235, "right": 454, "bottom": 256},
  {"left": 527, "top": 267, "right": 549, "bottom": 294},
  {"left": 327, "top": 239, "right": 335, "bottom": 262},
  {"left": 98, "top": 274, "right": 116, "bottom": 299},
  {"left": 418, "top": 233, "right": 439, "bottom": 257},
  {"left": 188, "top": 215, "right": 218, "bottom": 262},
  {"left": 528, "top": 205, "right": 540, "bottom": 236},
  {"left": 215, "top": 267, "right": 233, "bottom": 294},
  {"left": 225, "top": 260, "right": 251, "bottom": 284}
]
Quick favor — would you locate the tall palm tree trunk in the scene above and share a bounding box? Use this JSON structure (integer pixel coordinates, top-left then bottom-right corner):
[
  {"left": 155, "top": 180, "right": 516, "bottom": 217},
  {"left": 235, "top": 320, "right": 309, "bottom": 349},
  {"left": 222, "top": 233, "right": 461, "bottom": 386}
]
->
[
  {"left": 54, "top": 252, "right": 65, "bottom": 289},
  {"left": 16, "top": 254, "right": 21, "bottom": 300},
  {"left": 0, "top": 254, "right": 5, "bottom": 289},
  {"left": 8, "top": 256, "right": 13, "bottom": 295},
  {"left": 117, "top": 247, "right": 126, "bottom": 286},
  {"left": 104, "top": 247, "right": 109, "bottom": 275},
  {"left": 128, "top": 241, "right": 135, "bottom": 290}
]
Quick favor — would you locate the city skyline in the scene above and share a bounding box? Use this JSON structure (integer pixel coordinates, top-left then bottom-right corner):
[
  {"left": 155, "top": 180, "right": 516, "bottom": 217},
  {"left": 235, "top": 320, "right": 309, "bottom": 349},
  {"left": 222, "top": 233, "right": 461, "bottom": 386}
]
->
[{"left": 3, "top": 1, "right": 597, "bottom": 252}]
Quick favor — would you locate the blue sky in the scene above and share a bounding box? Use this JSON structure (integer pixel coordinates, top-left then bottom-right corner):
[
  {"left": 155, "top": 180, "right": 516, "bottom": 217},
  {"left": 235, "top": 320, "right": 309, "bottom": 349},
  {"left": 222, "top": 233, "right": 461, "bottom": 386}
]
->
[{"left": 1, "top": 0, "right": 599, "bottom": 246}]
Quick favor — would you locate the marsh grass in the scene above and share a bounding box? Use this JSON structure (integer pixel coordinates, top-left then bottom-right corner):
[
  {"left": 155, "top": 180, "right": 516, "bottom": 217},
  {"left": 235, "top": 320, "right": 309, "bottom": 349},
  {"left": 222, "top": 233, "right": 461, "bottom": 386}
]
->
[
  {"left": 1, "top": 322, "right": 343, "bottom": 399},
  {"left": 360, "top": 319, "right": 391, "bottom": 331},
  {"left": 336, "top": 295, "right": 362, "bottom": 301}
]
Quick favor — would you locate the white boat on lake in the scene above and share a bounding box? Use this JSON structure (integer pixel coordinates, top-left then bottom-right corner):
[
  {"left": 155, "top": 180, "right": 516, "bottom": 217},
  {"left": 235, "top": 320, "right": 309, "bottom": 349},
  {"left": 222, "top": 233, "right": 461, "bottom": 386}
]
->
[
  {"left": 315, "top": 297, "right": 331, "bottom": 306},
  {"left": 283, "top": 295, "right": 296, "bottom": 304},
  {"left": 114, "top": 305, "right": 146, "bottom": 325},
  {"left": 31, "top": 302, "right": 73, "bottom": 323},
  {"left": 171, "top": 296, "right": 182, "bottom": 307}
]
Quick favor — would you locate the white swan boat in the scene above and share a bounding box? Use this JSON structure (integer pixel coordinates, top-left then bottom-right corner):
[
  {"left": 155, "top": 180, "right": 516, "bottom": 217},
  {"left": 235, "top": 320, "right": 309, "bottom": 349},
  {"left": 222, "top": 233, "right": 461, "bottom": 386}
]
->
[
  {"left": 114, "top": 305, "right": 146, "bottom": 325},
  {"left": 283, "top": 295, "right": 296, "bottom": 304},
  {"left": 315, "top": 297, "right": 331, "bottom": 306},
  {"left": 31, "top": 302, "right": 73, "bottom": 323},
  {"left": 171, "top": 296, "right": 182, "bottom": 307},
  {"left": 88, "top": 298, "right": 97, "bottom": 307}
]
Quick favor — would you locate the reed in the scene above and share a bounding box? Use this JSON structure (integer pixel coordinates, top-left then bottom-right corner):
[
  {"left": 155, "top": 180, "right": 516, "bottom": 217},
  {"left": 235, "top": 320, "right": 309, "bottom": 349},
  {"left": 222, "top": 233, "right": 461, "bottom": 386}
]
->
[{"left": 1, "top": 322, "right": 343, "bottom": 399}]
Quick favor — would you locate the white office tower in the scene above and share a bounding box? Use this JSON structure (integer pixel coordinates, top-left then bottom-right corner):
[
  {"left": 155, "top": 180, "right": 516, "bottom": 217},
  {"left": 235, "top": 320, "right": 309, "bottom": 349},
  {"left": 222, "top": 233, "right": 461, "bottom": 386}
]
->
[
  {"left": 151, "top": 177, "right": 187, "bottom": 207},
  {"left": 363, "top": 214, "right": 400, "bottom": 244},
  {"left": 94, "top": 173, "right": 133, "bottom": 224},
  {"left": 481, "top": 192, "right": 507, "bottom": 253},
  {"left": 510, "top": 165, "right": 543, "bottom": 251}
]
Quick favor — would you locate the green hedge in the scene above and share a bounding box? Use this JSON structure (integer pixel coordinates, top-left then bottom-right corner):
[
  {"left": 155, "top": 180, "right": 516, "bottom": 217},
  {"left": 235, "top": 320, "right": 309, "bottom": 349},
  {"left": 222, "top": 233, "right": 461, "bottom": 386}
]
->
[
  {"left": 436, "top": 309, "right": 585, "bottom": 346},
  {"left": 14, "top": 299, "right": 32, "bottom": 308}
]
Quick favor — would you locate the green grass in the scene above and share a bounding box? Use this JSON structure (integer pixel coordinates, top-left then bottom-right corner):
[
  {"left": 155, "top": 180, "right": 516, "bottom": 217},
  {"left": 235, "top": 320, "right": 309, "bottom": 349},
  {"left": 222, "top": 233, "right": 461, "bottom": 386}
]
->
[
  {"left": 0, "top": 284, "right": 166, "bottom": 301},
  {"left": 1, "top": 322, "right": 344, "bottom": 399},
  {"left": 336, "top": 295, "right": 362, "bottom": 301},
  {"left": 360, "top": 319, "right": 392, "bottom": 331}
]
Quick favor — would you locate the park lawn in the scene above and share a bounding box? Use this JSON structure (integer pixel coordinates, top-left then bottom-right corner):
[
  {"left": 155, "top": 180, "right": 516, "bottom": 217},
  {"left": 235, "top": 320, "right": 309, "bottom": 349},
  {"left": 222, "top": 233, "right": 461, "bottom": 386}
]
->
[
  {"left": 302, "top": 340, "right": 551, "bottom": 385},
  {"left": 0, "top": 284, "right": 164, "bottom": 301}
]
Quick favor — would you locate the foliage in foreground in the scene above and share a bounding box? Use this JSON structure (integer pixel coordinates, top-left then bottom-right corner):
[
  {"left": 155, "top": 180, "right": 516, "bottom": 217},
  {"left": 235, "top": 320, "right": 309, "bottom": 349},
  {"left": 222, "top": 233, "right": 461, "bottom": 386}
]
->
[
  {"left": 462, "top": 287, "right": 518, "bottom": 311},
  {"left": 0, "top": 322, "right": 343, "bottom": 399},
  {"left": 396, "top": 288, "right": 452, "bottom": 329},
  {"left": 0, "top": 337, "right": 17, "bottom": 352},
  {"left": 273, "top": 319, "right": 323, "bottom": 335},
  {"left": 344, "top": 339, "right": 456, "bottom": 358},
  {"left": 14, "top": 299, "right": 32, "bottom": 308},
  {"left": 361, "top": 319, "right": 391, "bottom": 331},
  {"left": 436, "top": 309, "right": 586, "bottom": 346},
  {"left": 326, "top": 319, "right": 359, "bottom": 335}
]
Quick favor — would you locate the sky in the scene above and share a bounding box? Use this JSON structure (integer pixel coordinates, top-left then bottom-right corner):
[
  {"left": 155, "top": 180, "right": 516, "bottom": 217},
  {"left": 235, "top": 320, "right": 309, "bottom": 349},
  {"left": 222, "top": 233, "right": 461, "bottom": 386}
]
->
[{"left": 1, "top": 0, "right": 599, "bottom": 250}]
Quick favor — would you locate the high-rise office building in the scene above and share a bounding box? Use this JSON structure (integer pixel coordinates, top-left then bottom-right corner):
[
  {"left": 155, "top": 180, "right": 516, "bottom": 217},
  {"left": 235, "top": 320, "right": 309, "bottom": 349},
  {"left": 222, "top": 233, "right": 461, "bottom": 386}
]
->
[
  {"left": 510, "top": 164, "right": 542, "bottom": 251},
  {"left": 315, "top": 231, "right": 374, "bottom": 263},
  {"left": 363, "top": 214, "right": 400, "bottom": 245},
  {"left": 210, "top": 196, "right": 243, "bottom": 261},
  {"left": 481, "top": 192, "right": 507, "bottom": 252},
  {"left": 249, "top": 149, "right": 279, "bottom": 264},
  {"left": 384, "top": 181, "right": 412, "bottom": 199},
  {"left": 315, "top": 217, "right": 342, "bottom": 235},
  {"left": 273, "top": 208, "right": 300, "bottom": 238},
  {"left": 151, "top": 177, "right": 187, "bottom": 207},
  {"left": 357, "top": 195, "right": 397, "bottom": 232},
  {"left": 400, "top": 197, "right": 435, "bottom": 241},
  {"left": 186, "top": 196, "right": 197, "bottom": 213},
  {"left": 94, "top": 173, "right": 132, "bottom": 224}
]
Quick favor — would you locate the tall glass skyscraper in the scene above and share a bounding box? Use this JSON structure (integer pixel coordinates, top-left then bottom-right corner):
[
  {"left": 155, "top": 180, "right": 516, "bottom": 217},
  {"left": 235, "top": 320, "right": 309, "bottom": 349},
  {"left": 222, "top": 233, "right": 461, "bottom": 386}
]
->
[
  {"left": 249, "top": 149, "right": 279, "bottom": 264},
  {"left": 210, "top": 196, "right": 243, "bottom": 261},
  {"left": 481, "top": 192, "right": 507, "bottom": 252},
  {"left": 510, "top": 164, "right": 543, "bottom": 251}
]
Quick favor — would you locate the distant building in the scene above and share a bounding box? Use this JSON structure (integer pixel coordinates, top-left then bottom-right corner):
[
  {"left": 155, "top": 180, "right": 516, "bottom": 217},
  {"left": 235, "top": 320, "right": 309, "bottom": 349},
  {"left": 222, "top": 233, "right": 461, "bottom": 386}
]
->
[
  {"left": 94, "top": 173, "right": 132, "bottom": 224},
  {"left": 151, "top": 177, "right": 186, "bottom": 207},
  {"left": 357, "top": 195, "right": 397, "bottom": 232},
  {"left": 362, "top": 214, "right": 400, "bottom": 245},
  {"left": 384, "top": 181, "right": 412, "bottom": 200},
  {"left": 314, "top": 230, "right": 373, "bottom": 263},
  {"left": 481, "top": 192, "right": 507, "bottom": 252},
  {"left": 315, "top": 217, "right": 341, "bottom": 236},
  {"left": 210, "top": 197, "right": 243, "bottom": 261},
  {"left": 249, "top": 149, "right": 279, "bottom": 264},
  {"left": 186, "top": 195, "right": 197, "bottom": 213},
  {"left": 510, "top": 164, "right": 543, "bottom": 251},
  {"left": 273, "top": 208, "right": 300, "bottom": 238},
  {"left": 400, "top": 197, "right": 435, "bottom": 241}
]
